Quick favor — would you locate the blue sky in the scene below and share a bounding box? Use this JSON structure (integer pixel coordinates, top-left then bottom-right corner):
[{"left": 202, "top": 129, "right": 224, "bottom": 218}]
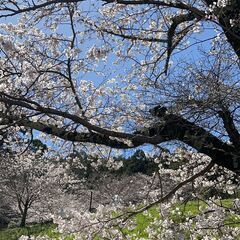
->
[{"left": 0, "top": 2, "right": 223, "bottom": 158}]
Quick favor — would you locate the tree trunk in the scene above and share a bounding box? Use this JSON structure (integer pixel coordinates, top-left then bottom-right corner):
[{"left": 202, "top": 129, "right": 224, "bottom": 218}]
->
[{"left": 19, "top": 204, "right": 28, "bottom": 227}]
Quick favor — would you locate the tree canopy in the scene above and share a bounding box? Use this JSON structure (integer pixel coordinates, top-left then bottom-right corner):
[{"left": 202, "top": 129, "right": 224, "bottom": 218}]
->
[{"left": 0, "top": 0, "right": 239, "bottom": 174}]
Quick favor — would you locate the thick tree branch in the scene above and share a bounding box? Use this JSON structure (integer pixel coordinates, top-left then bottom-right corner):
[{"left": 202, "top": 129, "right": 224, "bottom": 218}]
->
[
  {"left": 103, "top": 0, "right": 205, "bottom": 17},
  {"left": 0, "top": 93, "right": 167, "bottom": 144},
  {"left": 0, "top": 97, "right": 239, "bottom": 173},
  {"left": 145, "top": 105, "right": 240, "bottom": 174},
  {"left": 218, "top": 107, "right": 240, "bottom": 149},
  {"left": 105, "top": 0, "right": 240, "bottom": 58},
  {"left": 204, "top": 0, "right": 240, "bottom": 59},
  {"left": 0, "top": 115, "right": 135, "bottom": 148},
  {"left": 164, "top": 12, "right": 196, "bottom": 73}
]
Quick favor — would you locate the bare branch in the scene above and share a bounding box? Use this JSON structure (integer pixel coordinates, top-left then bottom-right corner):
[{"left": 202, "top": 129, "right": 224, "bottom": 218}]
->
[{"left": 123, "top": 160, "right": 215, "bottom": 221}]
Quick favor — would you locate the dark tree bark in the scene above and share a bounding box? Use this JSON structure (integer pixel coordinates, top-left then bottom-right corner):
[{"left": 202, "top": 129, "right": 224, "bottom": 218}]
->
[
  {"left": 18, "top": 200, "right": 29, "bottom": 228},
  {"left": 19, "top": 207, "right": 28, "bottom": 228},
  {"left": 1, "top": 105, "right": 239, "bottom": 174},
  {"left": 145, "top": 109, "right": 240, "bottom": 174},
  {"left": 204, "top": 0, "right": 240, "bottom": 58}
]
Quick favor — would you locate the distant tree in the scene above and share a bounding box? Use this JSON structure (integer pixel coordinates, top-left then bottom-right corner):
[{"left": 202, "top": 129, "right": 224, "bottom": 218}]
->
[
  {"left": 30, "top": 139, "right": 48, "bottom": 153},
  {"left": 67, "top": 150, "right": 91, "bottom": 178},
  {"left": 0, "top": 150, "right": 73, "bottom": 227},
  {"left": 122, "top": 150, "right": 157, "bottom": 175},
  {"left": 0, "top": 195, "right": 18, "bottom": 229}
]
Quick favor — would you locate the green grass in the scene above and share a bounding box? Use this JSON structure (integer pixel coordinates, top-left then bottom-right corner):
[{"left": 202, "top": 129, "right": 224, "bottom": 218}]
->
[
  {"left": 120, "top": 207, "right": 160, "bottom": 239},
  {"left": 0, "top": 223, "right": 74, "bottom": 240},
  {"left": 0, "top": 199, "right": 239, "bottom": 240},
  {"left": 120, "top": 199, "right": 240, "bottom": 239},
  {"left": 0, "top": 223, "right": 56, "bottom": 240}
]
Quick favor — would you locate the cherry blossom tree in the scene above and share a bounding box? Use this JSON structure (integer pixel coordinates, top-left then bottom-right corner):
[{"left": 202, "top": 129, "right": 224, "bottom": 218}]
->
[
  {"left": 0, "top": 0, "right": 239, "bottom": 174},
  {"left": 49, "top": 149, "right": 239, "bottom": 239},
  {"left": 0, "top": 0, "right": 239, "bottom": 238},
  {"left": 0, "top": 150, "right": 75, "bottom": 227}
]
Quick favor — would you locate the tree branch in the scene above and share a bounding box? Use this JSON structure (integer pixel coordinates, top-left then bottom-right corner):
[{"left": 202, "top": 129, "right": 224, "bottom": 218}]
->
[
  {"left": 123, "top": 160, "right": 215, "bottom": 221},
  {"left": 204, "top": 0, "right": 240, "bottom": 58},
  {"left": 0, "top": 96, "right": 239, "bottom": 173},
  {"left": 0, "top": 0, "right": 84, "bottom": 18},
  {"left": 218, "top": 107, "right": 240, "bottom": 150}
]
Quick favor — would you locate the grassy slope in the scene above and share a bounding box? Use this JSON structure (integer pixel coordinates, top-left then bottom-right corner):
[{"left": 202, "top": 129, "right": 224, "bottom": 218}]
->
[
  {"left": 121, "top": 199, "right": 240, "bottom": 239},
  {"left": 0, "top": 223, "right": 73, "bottom": 240},
  {"left": 0, "top": 200, "right": 239, "bottom": 240}
]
